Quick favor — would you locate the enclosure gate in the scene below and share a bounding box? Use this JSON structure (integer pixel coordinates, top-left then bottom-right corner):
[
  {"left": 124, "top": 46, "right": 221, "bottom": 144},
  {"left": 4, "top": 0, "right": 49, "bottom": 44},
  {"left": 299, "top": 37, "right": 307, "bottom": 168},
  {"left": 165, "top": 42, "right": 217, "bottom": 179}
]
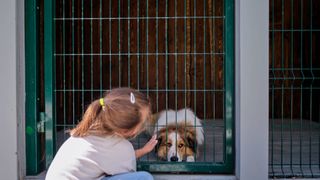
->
[
  {"left": 269, "top": 0, "right": 320, "bottom": 178},
  {"left": 26, "top": 0, "right": 234, "bottom": 175}
]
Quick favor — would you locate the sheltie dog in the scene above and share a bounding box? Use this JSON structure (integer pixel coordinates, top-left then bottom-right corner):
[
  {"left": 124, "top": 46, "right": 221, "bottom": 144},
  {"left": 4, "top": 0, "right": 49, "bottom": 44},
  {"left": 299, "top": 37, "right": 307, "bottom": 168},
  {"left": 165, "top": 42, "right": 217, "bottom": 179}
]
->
[{"left": 147, "top": 108, "right": 204, "bottom": 162}]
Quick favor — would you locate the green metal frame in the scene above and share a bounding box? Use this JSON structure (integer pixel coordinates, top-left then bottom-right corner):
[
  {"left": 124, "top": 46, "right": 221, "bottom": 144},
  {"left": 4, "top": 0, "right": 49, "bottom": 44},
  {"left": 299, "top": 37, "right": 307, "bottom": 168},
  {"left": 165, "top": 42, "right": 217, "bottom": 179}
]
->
[
  {"left": 25, "top": 0, "right": 56, "bottom": 174},
  {"left": 25, "top": 0, "right": 42, "bottom": 175},
  {"left": 224, "top": 0, "right": 235, "bottom": 173},
  {"left": 137, "top": 0, "right": 235, "bottom": 173},
  {"left": 38, "top": 0, "right": 234, "bottom": 174},
  {"left": 44, "top": 0, "right": 56, "bottom": 169}
]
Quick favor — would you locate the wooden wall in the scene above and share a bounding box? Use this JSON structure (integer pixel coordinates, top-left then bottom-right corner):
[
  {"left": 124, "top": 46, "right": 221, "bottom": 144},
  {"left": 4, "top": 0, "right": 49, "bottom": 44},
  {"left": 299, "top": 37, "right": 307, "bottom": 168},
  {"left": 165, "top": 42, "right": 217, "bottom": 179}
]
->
[
  {"left": 54, "top": 0, "right": 225, "bottom": 124},
  {"left": 42, "top": 0, "right": 320, "bottom": 126}
]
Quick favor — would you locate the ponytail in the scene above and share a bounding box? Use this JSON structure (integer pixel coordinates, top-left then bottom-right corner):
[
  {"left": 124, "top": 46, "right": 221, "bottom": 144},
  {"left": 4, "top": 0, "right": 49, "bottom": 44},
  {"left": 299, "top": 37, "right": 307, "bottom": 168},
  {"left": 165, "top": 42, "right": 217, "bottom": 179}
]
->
[
  {"left": 70, "top": 88, "right": 151, "bottom": 137},
  {"left": 70, "top": 100, "right": 103, "bottom": 137}
]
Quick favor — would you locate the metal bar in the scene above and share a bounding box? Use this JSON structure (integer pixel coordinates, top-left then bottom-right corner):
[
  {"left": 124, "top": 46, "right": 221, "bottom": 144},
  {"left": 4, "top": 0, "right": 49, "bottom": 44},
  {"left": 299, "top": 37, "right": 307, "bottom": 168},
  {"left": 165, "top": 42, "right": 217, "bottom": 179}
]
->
[
  {"left": 299, "top": 0, "right": 304, "bottom": 176},
  {"left": 90, "top": 0, "right": 93, "bottom": 100},
  {"left": 174, "top": 0, "right": 178, "bottom": 160},
  {"left": 81, "top": 0, "right": 85, "bottom": 114},
  {"left": 62, "top": 0, "right": 67, "bottom": 146},
  {"left": 100, "top": 0, "right": 102, "bottom": 95},
  {"left": 54, "top": 52, "right": 224, "bottom": 56},
  {"left": 54, "top": 16, "right": 225, "bottom": 20},
  {"left": 174, "top": 0, "right": 177, "bottom": 109},
  {"left": 118, "top": 0, "right": 121, "bottom": 87},
  {"left": 165, "top": 0, "right": 169, "bottom": 161},
  {"left": 222, "top": 0, "right": 226, "bottom": 164},
  {"left": 211, "top": 0, "right": 216, "bottom": 162},
  {"left": 128, "top": 0, "right": 130, "bottom": 87},
  {"left": 135, "top": 0, "right": 141, "bottom": 160},
  {"left": 309, "top": 0, "right": 314, "bottom": 176},
  {"left": 25, "top": 0, "right": 41, "bottom": 174},
  {"left": 265, "top": 77, "right": 320, "bottom": 80},
  {"left": 109, "top": 0, "right": 112, "bottom": 89},
  {"left": 137, "top": 162, "right": 232, "bottom": 173},
  {"left": 289, "top": 0, "right": 294, "bottom": 175},
  {"left": 137, "top": 0, "right": 140, "bottom": 90},
  {"left": 44, "top": 0, "right": 56, "bottom": 168},
  {"left": 270, "top": 29, "right": 320, "bottom": 32},
  {"left": 156, "top": 0, "right": 159, "bottom": 113},
  {"left": 224, "top": 0, "right": 235, "bottom": 172},
  {"left": 193, "top": 0, "right": 197, "bottom": 162},
  {"left": 183, "top": 3, "right": 189, "bottom": 163},
  {"left": 72, "top": 0, "right": 76, "bottom": 129},
  {"left": 280, "top": 0, "right": 284, "bottom": 175},
  {"left": 270, "top": 68, "right": 320, "bottom": 70},
  {"left": 183, "top": 0, "right": 187, "bottom": 125},
  {"left": 203, "top": 0, "right": 207, "bottom": 161},
  {"left": 146, "top": 0, "right": 149, "bottom": 96}
]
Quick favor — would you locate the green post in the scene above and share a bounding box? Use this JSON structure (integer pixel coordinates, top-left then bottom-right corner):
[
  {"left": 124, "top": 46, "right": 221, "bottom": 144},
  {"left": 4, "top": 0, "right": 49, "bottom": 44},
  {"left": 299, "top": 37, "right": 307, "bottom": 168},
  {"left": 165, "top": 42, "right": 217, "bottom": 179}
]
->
[
  {"left": 44, "top": 0, "right": 56, "bottom": 168},
  {"left": 224, "top": 0, "right": 235, "bottom": 173},
  {"left": 25, "top": 0, "right": 41, "bottom": 175}
]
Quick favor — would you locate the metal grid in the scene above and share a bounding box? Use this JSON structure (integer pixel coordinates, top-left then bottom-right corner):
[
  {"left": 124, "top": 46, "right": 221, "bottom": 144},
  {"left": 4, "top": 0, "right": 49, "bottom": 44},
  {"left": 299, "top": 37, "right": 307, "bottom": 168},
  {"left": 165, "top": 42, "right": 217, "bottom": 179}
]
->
[
  {"left": 269, "top": 0, "right": 320, "bottom": 178},
  {"left": 41, "top": 0, "right": 234, "bottom": 174}
]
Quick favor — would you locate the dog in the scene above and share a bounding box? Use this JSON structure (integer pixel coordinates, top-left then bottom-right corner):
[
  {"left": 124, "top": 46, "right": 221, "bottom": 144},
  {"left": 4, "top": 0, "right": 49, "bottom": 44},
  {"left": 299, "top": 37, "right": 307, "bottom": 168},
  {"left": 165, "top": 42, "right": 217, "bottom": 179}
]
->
[{"left": 147, "top": 108, "right": 204, "bottom": 162}]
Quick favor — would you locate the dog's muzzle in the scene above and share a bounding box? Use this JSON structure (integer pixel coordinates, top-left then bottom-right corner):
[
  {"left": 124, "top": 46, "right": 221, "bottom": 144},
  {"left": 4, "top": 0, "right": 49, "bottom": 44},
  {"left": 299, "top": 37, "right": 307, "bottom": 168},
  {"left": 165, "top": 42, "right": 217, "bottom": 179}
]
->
[{"left": 170, "top": 156, "right": 179, "bottom": 162}]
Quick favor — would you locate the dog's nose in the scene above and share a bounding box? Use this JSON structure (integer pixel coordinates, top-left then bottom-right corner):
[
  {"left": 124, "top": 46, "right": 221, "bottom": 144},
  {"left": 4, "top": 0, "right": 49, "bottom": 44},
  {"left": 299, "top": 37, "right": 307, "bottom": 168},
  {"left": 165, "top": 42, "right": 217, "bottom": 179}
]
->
[{"left": 170, "top": 156, "right": 178, "bottom": 162}]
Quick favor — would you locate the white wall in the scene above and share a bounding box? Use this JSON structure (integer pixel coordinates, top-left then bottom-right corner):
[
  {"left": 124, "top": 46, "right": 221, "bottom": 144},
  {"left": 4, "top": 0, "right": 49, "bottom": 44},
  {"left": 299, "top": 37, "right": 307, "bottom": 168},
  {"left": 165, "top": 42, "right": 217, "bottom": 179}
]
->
[
  {"left": 0, "top": 0, "right": 18, "bottom": 179},
  {"left": 236, "top": 0, "right": 269, "bottom": 179}
]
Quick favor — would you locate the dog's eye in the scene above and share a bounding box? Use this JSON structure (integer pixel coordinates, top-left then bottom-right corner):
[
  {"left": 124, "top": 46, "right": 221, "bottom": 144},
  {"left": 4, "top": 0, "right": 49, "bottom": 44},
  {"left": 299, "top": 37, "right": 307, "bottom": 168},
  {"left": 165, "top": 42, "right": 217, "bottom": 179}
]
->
[
  {"left": 166, "top": 143, "right": 172, "bottom": 147},
  {"left": 178, "top": 144, "right": 184, "bottom": 148}
]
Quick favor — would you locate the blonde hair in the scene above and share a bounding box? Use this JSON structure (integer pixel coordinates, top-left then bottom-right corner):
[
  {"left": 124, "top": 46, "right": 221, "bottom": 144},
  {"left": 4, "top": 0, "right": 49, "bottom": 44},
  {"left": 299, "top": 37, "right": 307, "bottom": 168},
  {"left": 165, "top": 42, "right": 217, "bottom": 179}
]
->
[{"left": 70, "top": 88, "right": 151, "bottom": 137}]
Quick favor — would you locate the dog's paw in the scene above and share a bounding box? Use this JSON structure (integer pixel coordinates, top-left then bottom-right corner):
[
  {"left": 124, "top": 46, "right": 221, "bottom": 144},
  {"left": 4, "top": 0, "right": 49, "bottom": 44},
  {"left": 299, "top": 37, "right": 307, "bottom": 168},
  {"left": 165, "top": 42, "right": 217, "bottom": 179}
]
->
[{"left": 186, "top": 156, "right": 195, "bottom": 162}]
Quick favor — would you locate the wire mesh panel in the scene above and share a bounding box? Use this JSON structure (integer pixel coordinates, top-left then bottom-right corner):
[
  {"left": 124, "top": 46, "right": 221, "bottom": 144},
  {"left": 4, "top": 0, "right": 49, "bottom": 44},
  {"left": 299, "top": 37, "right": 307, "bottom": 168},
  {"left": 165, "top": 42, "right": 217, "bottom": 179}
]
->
[
  {"left": 269, "top": 0, "right": 320, "bottom": 178},
  {"left": 47, "top": 0, "right": 234, "bottom": 173}
]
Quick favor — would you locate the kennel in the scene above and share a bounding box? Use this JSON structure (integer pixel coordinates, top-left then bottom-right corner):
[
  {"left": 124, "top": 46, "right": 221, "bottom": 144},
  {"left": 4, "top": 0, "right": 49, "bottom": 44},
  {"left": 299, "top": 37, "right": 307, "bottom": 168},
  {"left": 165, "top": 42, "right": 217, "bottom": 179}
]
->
[
  {"left": 269, "top": 0, "right": 320, "bottom": 178},
  {"left": 25, "top": 0, "right": 235, "bottom": 175}
]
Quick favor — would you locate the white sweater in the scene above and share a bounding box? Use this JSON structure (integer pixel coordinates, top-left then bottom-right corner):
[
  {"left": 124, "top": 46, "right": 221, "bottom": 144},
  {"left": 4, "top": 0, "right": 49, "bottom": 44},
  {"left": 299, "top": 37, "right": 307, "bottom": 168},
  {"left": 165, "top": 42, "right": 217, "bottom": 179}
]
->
[{"left": 45, "top": 135, "right": 136, "bottom": 180}]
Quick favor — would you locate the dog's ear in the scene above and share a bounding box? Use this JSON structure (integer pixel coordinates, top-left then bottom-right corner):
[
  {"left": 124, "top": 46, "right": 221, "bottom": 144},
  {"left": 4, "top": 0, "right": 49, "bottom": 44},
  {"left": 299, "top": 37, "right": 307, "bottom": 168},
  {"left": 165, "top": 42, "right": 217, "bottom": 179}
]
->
[
  {"left": 186, "top": 130, "right": 197, "bottom": 150},
  {"left": 155, "top": 135, "right": 162, "bottom": 153},
  {"left": 187, "top": 136, "right": 197, "bottom": 150}
]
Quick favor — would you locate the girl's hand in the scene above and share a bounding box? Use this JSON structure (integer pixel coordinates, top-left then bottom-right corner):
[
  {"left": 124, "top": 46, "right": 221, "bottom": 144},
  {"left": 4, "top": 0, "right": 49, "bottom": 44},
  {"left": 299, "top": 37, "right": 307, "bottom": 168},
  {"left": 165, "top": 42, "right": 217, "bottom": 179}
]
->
[
  {"left": 135, "top": 135, "right": 158, "bottom": 158},
  {"left": 143, "top": 134, "right": 158, "bottom": 153}
]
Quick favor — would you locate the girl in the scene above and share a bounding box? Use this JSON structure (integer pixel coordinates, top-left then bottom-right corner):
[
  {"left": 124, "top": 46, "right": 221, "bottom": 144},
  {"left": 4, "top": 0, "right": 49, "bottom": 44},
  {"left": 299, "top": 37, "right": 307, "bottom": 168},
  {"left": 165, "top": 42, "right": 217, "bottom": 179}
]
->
[{"left": 46, "top": 88, "right": 158, "bottom": 180}]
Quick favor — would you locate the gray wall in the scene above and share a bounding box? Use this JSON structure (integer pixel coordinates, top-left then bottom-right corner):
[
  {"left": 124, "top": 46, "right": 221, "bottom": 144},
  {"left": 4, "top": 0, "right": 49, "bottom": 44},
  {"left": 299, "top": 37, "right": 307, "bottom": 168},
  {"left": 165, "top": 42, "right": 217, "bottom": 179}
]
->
[
  {"left": 0, "top": 0, "right": 19, "bottom": 179},
  {"left": 236, "top": 0, "right": 269, "bottom": 179}
]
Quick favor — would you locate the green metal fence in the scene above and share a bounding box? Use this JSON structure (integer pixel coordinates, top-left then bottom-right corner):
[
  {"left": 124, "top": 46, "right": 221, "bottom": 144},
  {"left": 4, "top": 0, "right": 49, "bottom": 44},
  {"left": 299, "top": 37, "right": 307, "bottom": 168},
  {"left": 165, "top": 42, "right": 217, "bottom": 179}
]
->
[
  {"left": 25, "top": 0, "right": 320, "bottom": 177},
  {"left": 269, "top": 0, "right": 320, "bottom": 178},
  {"left": 29, "top": 0, "right": 235, "bottom": 175}
]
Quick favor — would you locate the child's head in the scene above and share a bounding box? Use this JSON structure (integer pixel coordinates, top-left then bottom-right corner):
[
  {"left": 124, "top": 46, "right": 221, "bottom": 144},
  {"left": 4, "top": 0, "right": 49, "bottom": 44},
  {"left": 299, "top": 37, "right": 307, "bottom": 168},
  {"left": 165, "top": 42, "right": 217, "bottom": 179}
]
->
[{"left": 70, "top": 88, "right": 151, "bottom": 138}]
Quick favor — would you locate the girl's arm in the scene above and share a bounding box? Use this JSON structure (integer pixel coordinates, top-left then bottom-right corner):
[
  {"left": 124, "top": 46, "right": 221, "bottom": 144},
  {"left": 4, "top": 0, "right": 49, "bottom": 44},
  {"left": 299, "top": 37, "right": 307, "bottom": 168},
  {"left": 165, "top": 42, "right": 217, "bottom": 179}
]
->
[{"left": 135, "top": 135, "right": 158, "bottom": 159}]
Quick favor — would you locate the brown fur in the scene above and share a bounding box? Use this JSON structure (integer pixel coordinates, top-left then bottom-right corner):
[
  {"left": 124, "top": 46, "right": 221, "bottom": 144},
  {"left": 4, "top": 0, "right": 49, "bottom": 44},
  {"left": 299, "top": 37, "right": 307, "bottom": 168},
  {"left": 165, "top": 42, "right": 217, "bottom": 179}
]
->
[{"left": 156, "top": 123, "right": 197, "bottom": 161}]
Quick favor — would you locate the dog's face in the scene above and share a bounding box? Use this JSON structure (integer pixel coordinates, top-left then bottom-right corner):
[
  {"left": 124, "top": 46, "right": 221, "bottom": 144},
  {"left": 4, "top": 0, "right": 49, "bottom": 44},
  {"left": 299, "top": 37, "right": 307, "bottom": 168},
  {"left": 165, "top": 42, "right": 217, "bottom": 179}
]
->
[{"left": 156, "top": 125, "right": 197, "bottom": 162}]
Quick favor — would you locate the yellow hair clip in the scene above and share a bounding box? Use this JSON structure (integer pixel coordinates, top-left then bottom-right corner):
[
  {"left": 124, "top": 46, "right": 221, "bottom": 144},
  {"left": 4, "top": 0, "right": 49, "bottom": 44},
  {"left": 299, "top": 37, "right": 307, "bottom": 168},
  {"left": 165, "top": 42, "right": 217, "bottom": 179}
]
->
[{"left": 99, "top": 98, "right": 105, "bottom": 111}]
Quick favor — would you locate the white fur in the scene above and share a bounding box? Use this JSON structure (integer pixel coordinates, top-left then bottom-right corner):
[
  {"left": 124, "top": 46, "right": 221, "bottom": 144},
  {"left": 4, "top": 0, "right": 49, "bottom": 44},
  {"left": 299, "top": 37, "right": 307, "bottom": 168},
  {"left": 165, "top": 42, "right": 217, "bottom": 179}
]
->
[
  {"left": 166, "top": 132, "right": 196, "bottom": 162},
  {"left": 153, "top": 108, "right": 204, "bottom": 145},
  {"left": 167, "top": 132, "right": 179, "bottom": 161}
]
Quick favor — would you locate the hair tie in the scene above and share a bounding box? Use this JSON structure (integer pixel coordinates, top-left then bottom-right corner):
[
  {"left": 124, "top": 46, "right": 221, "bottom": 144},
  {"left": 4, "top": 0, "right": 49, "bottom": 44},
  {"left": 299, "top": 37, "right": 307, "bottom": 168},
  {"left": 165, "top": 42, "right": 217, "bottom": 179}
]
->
[
  {"left": 99, "top": 98, "right": 106, "bottom": 111},
  {"left": 130, "top": 92, "right": 135, "bottom": 104}
]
